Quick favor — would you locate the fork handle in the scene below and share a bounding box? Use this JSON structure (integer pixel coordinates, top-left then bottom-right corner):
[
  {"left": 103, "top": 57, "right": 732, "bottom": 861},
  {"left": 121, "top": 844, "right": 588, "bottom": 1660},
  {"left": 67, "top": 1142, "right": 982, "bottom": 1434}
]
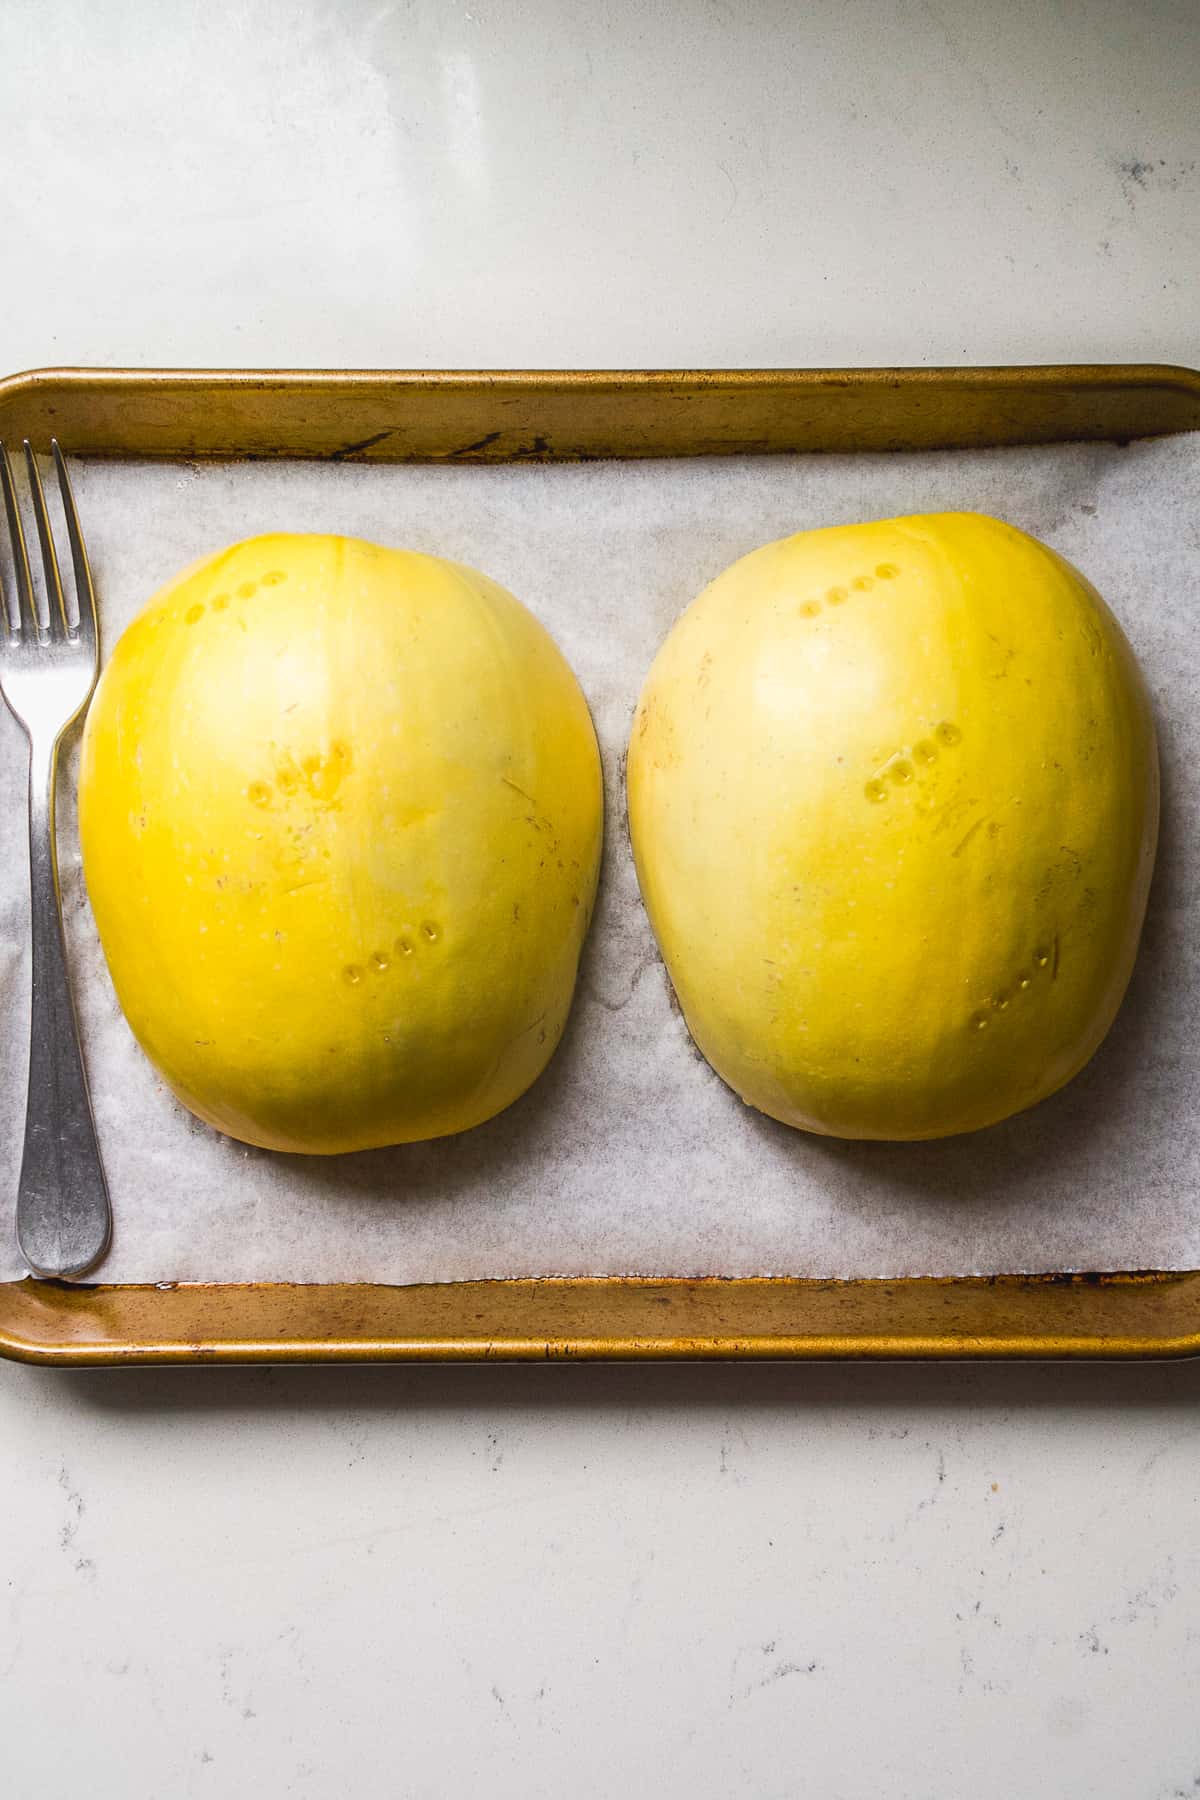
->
[{"left": 16, "top": 734, "right": 111, "bottom": 1277}]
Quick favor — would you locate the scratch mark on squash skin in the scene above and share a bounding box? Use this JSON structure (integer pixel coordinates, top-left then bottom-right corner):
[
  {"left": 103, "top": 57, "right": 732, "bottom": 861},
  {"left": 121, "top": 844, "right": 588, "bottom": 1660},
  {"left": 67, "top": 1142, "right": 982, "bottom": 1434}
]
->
[
  {"left": 951, "top": 816, "right": 989, "bottom": 859},
  {"left": 513, "top": 1011, "right": 547, "bottom": 1040}
]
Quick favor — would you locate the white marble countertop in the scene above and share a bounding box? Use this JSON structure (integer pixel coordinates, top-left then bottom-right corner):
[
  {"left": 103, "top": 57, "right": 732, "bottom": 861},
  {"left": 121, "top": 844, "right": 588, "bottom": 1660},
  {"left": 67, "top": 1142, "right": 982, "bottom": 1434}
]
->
[{"left": 2, "top": 2, "right": 1200, "bottom": 1794}]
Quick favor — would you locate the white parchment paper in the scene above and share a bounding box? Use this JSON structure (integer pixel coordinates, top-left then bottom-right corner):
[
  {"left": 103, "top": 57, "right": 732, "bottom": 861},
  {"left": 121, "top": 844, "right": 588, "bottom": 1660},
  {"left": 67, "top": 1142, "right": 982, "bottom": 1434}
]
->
[{"left": 1, "top": 436, "right": 1198, "bottom": 1282}]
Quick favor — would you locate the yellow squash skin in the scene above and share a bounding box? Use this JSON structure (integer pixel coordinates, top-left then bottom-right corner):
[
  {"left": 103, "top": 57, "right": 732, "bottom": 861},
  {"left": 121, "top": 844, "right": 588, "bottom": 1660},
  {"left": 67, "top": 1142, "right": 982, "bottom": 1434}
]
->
[
  {"left": 627, "top": 512, "right": 1158, "bottom": 1141},
  {"left": 80, "top": 534, "right": 603, "bottom": 1153}
]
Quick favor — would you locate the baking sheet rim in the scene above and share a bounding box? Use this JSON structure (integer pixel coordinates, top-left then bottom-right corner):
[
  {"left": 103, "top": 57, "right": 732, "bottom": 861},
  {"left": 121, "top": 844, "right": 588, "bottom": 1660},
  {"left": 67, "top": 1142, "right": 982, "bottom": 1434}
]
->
[{"left": 3, "top": 359, "right": 1199, "bottom": 1364}]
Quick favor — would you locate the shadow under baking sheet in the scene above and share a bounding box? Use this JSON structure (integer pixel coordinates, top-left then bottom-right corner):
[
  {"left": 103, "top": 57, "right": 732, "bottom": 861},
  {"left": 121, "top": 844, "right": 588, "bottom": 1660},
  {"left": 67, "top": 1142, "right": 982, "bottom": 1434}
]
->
[{"left": 41, "top": 1350, "right": 1200, "bottom": 1419}]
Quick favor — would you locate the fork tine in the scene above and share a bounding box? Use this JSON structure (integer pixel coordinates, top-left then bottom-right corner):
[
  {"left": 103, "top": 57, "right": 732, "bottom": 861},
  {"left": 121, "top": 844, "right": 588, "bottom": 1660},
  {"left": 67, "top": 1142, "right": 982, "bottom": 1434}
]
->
[
  {"left": 50, "top": 441, "right": 94, "bottom": 647},
  {"left": 0, "top": 440, "right": 37, "bottom": 636},
  {"left": 24, "top": 442, "right": 68, "bottom": 640}
]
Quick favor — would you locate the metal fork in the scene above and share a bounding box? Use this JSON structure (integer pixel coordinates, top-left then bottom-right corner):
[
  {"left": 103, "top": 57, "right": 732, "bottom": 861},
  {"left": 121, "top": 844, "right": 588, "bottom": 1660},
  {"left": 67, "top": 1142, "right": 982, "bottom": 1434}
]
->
[{"left": 0, "top": 441, "right": 110, "bottom": 1277}]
